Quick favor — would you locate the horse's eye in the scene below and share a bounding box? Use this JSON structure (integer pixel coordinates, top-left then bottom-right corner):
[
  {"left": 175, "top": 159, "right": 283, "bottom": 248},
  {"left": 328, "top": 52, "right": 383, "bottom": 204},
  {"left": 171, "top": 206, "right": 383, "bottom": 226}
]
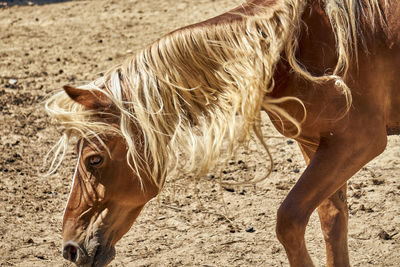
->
[{"left": 87, "top": 155, "right": 103, "bottom": 167}]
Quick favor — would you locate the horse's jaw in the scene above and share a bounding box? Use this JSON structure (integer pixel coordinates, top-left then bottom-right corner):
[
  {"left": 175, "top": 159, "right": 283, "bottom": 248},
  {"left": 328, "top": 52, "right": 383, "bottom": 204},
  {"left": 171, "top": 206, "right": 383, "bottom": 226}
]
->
[{"left": 82, "top": 243, "right": 115, "bottom": 267}]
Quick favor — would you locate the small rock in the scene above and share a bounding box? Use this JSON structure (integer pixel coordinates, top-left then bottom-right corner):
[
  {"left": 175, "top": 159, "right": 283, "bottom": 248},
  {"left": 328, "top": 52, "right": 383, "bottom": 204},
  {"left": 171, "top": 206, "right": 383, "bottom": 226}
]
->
[
  {"left": 246, "top": 227, "right": 255, "bottom": 233},
  {"left": 223, "top": 187, "right": 235, "bottom": 193},
  {"left": 372, "top": 178, "right": 385, "bottom": 185},
  {"left": 359, "top": 204, "right": 373, "bottom": 213},
  {"left": 27, "top": 238, "right": 34, "bottom": 244},
  {"left": 8, "top": 79, "right": 17, "bottom": 85},
  {"left": 11, "top": 140, "right": 19, "bottom": 146},
  {"left": 378, "top": 230, "right": 392, "bottom": 240},
  {"left": 271, "top": 246, "right": 281, "bottom": 254},
  {"left": 6, "top": 158, "right": 15, "bottom": 163}
]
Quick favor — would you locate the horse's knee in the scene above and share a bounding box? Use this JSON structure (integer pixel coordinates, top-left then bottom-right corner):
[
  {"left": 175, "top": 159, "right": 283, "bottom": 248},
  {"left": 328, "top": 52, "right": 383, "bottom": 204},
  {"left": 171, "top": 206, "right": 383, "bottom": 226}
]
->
[{"left": 276, "top": 203, "right": 309, "bottom": 245}]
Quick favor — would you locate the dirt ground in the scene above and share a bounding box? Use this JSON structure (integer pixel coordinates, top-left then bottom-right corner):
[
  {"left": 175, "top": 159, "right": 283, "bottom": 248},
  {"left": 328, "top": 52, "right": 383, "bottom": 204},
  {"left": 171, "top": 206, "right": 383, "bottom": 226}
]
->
[{"left": 0, "top": 0, "right": 399, "bottom": 266}]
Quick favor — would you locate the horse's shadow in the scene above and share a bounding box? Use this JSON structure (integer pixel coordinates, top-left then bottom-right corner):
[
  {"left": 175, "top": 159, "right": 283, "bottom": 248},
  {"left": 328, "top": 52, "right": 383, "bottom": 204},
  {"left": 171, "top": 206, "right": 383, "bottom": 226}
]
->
[{"left": 1, "top": 0, "right": 73, "bottom": 7}]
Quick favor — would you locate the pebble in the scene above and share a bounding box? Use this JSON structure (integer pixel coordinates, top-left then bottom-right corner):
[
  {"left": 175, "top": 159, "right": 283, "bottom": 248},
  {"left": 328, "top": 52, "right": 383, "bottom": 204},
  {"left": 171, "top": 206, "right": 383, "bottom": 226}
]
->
[
  {"left": 378, "top": 230, "right": 392, "bottom": 240},
  {"left": 8, "top": 79, "right": 17, "bottom": 85},
  {"left": 223, "top": 187, "right": 234, "bottom": 193},
  {"left": 246, "top": 227, "right": 255, "bottom": 233}
]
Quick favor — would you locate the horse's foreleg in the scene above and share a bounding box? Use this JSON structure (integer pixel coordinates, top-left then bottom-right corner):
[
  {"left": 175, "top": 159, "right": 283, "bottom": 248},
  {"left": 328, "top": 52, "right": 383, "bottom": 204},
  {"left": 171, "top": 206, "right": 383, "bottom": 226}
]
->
[
  {"left": 277, "top": 133, "right": 386, "bottom": 267},
  {"left": 298, "top": 144, "right": 350, "bottom": 267}
]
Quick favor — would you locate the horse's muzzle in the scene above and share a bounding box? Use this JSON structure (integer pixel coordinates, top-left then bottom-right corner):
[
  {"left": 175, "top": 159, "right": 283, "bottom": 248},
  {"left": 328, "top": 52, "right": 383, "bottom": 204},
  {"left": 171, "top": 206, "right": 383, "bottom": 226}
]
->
[{"left": 62, "top": 240, "right": 115, "bottom": 267}]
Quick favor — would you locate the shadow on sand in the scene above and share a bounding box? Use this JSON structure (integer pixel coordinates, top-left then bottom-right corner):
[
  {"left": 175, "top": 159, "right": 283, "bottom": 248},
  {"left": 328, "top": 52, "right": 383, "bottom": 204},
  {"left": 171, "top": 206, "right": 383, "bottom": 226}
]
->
[{"left": 1, "top": 0, "right": 77, "bottom": 7}]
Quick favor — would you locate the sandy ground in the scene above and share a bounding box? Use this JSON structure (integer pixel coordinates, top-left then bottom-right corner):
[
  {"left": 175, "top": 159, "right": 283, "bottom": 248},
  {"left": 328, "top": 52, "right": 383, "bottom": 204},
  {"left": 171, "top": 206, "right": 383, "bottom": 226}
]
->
[{"left": 0, "top": 0, "right": 399, "bottom": 266}]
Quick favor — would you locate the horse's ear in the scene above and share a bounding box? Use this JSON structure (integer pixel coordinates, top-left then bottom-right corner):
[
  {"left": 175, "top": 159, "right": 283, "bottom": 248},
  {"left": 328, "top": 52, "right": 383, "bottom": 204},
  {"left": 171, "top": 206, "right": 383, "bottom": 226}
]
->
[{"left": 63, "top": 85, "right": 113, "bottom": 110}]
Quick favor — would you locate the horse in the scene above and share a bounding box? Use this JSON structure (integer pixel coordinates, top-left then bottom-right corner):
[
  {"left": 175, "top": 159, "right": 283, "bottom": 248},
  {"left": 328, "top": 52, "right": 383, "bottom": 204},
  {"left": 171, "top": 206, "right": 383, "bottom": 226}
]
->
[{"left": 45, "top": 0, "right": 400, "bottom": 266}]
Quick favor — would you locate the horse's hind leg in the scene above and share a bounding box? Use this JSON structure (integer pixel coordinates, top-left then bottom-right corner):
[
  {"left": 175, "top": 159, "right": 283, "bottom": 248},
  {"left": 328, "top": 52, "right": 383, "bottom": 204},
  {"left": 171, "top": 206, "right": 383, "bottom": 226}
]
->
[
  {"left": 318, "top": 184, "right": 349, "bottom": 267},
  {"left": 276, "top": 132, "right": 386, "bottom": 267},
  {"left": 299, "top": 144, "right": 350, "bottom": 267}
]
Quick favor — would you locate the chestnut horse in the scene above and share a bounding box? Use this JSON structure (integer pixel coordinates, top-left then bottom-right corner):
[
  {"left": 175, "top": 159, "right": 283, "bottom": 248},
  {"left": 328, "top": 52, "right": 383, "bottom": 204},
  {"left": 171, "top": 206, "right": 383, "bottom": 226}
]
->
[{"left": 46, "top": 0, "right": 400, "bottom": 266}]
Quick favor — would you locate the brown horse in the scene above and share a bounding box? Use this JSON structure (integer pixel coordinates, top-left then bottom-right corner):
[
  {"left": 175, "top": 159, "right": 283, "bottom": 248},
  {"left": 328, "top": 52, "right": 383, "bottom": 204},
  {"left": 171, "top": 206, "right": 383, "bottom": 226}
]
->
[{"left": 46, "top": 0, "right": 400, "bottom": 266}]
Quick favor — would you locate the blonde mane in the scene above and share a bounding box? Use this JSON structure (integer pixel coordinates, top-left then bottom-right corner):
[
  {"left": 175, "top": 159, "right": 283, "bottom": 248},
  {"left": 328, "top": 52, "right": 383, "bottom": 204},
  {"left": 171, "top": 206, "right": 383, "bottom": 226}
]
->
[{"left": 46, "top": 0, "right": 386, "bottom": 189}]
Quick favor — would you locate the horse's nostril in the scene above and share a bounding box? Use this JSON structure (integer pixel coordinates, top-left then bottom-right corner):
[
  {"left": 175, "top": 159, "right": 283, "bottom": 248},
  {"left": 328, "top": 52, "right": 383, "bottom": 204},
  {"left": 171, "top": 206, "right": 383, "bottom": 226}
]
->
[{"left": 63, "top": 243, "right": 79, "bottom": 262}]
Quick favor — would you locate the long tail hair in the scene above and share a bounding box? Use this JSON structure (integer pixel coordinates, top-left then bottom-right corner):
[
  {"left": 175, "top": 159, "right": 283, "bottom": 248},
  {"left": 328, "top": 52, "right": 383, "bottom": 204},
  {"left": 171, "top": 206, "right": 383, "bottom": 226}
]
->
[{"left": 46, "top": 0, "right": 386, "bottom": 189}]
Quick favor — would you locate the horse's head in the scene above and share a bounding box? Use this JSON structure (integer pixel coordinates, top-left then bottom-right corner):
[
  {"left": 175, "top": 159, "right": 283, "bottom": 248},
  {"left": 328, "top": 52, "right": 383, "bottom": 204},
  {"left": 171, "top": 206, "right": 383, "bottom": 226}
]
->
[{"left": 59, "top": 86, "right": 159, "bottom": 267}]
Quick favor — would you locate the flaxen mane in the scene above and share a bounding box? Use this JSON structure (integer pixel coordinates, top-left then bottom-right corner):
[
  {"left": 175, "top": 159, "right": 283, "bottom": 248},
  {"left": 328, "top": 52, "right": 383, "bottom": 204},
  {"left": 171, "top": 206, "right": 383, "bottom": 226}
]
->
[{"left": 46, "top": 0, "right": 386, "bottom": 189}]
